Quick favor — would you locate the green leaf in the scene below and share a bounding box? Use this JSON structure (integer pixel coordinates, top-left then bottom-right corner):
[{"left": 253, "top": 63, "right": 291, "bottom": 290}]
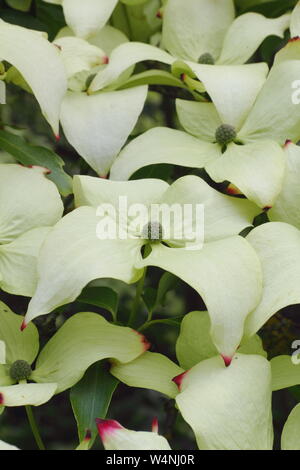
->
[
  {"left": 77, "top": 286, "right": 119, "bottom": 321},
  {"left": 0, "top": 130, "right": 72, "bottom": 196},
  {"left": 142, "top": 287, "right": 157, "bottom": 314},
  {"left": 5, "top": 0, "right": 32, "bottom": 12},
  {"left": 156, "top": 272, "right": 179, "bottom": 308},
  {"left": 35, "top": 0, "right": 66, "bottom": 41},
  {"left": 70, "top": 361, "right": 118, "bottom": 448}
]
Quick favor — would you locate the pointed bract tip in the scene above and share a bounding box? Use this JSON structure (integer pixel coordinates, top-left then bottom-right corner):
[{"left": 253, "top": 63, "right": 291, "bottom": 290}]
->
[
  {"left": 289, "top": 36, "right": 300, "bottom": 42},
  {"left": 180, "top": 73, "right": 186, "bottom": 81},
  {"left": 99, "top": 174, "right": 108, "bottom": 179},
  {"left": 95, "top": 419, "right": 122, "bottom": 441},
  {"left": 156, "top": 9, "right": 163, "bottom": 18},
  {"left": 103, "top": 56, "right": 109, "bottom": 65},
  {"left": 133, "top": 330, "right": 151, "bottom": 351},
  {"left": 30, "top": 165, "right": 51, "bottom": 175},
  {"left": 172, "top": 371, "right": 187, "bottom": 390},
  {"left": 284, "top": 139, "right": 292, "bottom": 148},
  {"left": 226, "top": 183, "right": 242, "bottom": 196},
  {"left": 84, "top": 429, "right": 92, "bottom": 442},
  {"left": 152, "top": 417, "right": 159, "bottom": 433},
  {"left": 263, "top": 206, "right": 272, "bottom": 212},
  {"left": 0, "top": 393, "right": 4, "bottom": 405},
  {"left": 20, "top": 319, "right": 27, "bottom": 332},
  {"left": 55, "top": 134, "right": 60, "bottom": 142},
  {"left": 221, "top": 355, "right": 233, "bottom": 367}
]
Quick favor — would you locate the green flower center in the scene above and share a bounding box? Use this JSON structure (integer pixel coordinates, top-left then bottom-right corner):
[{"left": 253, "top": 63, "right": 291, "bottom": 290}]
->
[
  {"left": 198, "top": 53, "right": 215, "bottom": 65},
  {"left": 9, "top": 360, "right": 32, "bottom": 381},
  {"left": 215, "top": 124, "right": 237, "bottom": 145},
  {"left": 142, "top": 221, "right": 163, "bottom": 242}
]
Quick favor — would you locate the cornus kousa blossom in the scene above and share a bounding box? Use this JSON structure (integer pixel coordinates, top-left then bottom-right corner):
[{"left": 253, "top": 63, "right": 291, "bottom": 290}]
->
[
  {"left": 110, "top": 311, "right": 300, "bottom": 450},
  {"left": 24, "top": 174, "right": 262, "bottom": 359},
  {"left": 0, "top": 301, "right": 148, "bottom": 404},
  {"left": 54, "top": 26, "right": 149, "bottom": 177},
  {"left": 2, "top": 0, "right": 300, "bottom": 452},
  {"left": 161, "top": 0, "right": 290, "bottom": 65},
  {"left": 110, "top": 57, "right": 300, "bottom": 208}
]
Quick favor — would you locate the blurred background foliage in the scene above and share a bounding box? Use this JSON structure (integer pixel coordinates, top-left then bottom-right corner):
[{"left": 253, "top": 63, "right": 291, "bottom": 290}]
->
[{"left": 0, "top": 0, "right": 300, "bottom": 450}]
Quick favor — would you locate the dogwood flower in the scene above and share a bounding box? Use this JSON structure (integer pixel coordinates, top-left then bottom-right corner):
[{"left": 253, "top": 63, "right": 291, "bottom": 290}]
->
[
  {"left": 110, "top": 58, "right": 300, "bottom": 208},
  {"left": 96, "top": 418, "right": 171, "bottom": 450},
  {"left": 88, "top": 0, "right": 290, "bottom": 92},
  {"left": 161, "top": 0, "right": 290, "bottom": 65},
  {"left": 0, "top": 164, "right": 63, "bottom": 297},
  {"left": 111, "top": 314, "right": 274, "bottom": 450},
  {"left": 25, "top": 174, "right": 261, "bottom": 358},
  {"left": 53, "top": 23, "right": 128, "bottom": 92},
  {"left": 111, "top": 310, "right": 300, "bottom": 450},
  {"left": 52, "top": 24, "right": 148, "bottom": 177},
  {"left": 0, "top": 300, "right": 148, "bottom": 408},
  {"left": 0, "top": 20, "right": 67, "bottom": 136}
]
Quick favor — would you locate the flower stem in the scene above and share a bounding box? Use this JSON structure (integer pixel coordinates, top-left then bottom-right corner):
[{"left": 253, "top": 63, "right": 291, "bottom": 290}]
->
[
  {"left": 128, "top": 244, "right": 151, "bottom": 328},
  {"left": 128, "top": 267, "right": 147, "bottom": 328},
  {"left": 25, "top": 405, "right": 45, "bottom": 450}
]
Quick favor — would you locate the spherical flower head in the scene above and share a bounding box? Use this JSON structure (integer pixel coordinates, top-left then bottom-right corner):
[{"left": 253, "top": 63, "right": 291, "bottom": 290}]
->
[
  {"left": 198, "top": 53, "right": 215, "bottom": 65},
  {"left": 142, "top": 221, "right": 164, "bottom": 242},
  {"left": 215, "top": 124, "right": 237, "bottom": 145},
  {"left": 9, "top": 360, "right": 32, "bottom": 381}
]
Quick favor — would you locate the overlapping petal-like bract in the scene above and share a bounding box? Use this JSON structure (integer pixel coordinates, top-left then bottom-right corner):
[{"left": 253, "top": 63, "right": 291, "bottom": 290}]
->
[
  {"left": 112, "top": 60, "right": 300, "bottom": 208},
  {"left": 44, "top": 0, "right": 118, "bottom": 39},
  {"left": 111, "top": 311, "right": 266, "bottom": 400},
  {"left": 0, "top": 301, "right": 148, "bottom": 406},
  {"left": 0, "top": 20, "right": 67, "bottom": 135},
  {"left": 175, "top": 354, "right": 273, "bottom": 450},
  {"left": 32, "top": 312, "right": 149, "bottom": 393},
  {"left": 60, "top": 86, "right": 148, "bottom": 176},
  {"left": 0, "top": 165, "right": 63, "bottom": 296},
  {"left": 25, "top": 175, "right": 261, "bottom": 358},
  {"left": 0, "top": 302, "right": 57, "bottom": 407},
  {"left": 245, "top": 222, "right": 300, "bottom": 338},
  {"left": 96, "top": 419, "right": 171, "bottom": 450},
  {"left": 162, "top": 0, "right": 289, "bottom": 65}
]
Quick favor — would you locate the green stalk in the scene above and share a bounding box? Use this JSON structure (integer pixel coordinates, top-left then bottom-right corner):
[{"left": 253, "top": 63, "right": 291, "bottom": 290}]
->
[
  {"left": 25, "top": 405, "right": 45, "bottom": 450},
  {"left": 128, "top": 244, "right": 151, "bottom": 328},
  {"left": 128, "top": 266, "right": 147, "bottom": 328}
]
